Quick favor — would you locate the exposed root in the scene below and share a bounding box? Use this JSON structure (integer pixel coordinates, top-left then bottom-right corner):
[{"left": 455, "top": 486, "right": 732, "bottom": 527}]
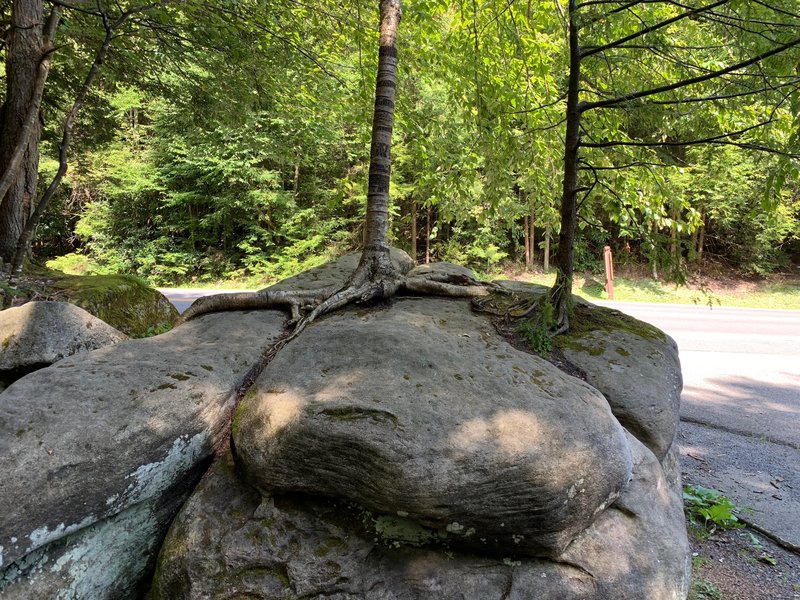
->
[
  {"left": 178, "top": 286, "right": 338, "bottom": 324},
  {"left": 179, "top": 266, "right": 494, "bottom": 349}
]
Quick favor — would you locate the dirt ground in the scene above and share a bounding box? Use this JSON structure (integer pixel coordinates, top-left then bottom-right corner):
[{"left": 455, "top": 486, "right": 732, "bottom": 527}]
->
[{"left": 689, "top": 525, "right": 800, "bottom": 600}]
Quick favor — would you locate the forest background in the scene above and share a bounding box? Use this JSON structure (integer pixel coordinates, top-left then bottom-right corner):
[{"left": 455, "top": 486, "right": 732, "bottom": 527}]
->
[{"left": 2, "top": 0, "right": 799, "bottom": 289}]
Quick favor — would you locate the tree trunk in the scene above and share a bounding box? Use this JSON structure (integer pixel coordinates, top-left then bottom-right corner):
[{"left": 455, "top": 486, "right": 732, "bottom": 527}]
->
[
  {"left": 529, "top": 203, "right": 536, "bottom": 266},
  {"left": 410, "top": 197, "right": 417, "bottom": 262},
  {"left": 0, "top": 0, "right": 45, "bottom": 264},
  {"left": 524, "top": 215, "right": 531, "bottom": 268},
  {"left": 550, "top": 0, "right": 581, "bottom": 330},
  {"left": 355, "top": 0, "right": 402, "bottom": 277},
  {"left": 543, "top": 228, "right": 550, "bottom": 271},
  {"left": 425, "top": 206, "right": 431, "bottom": 264},
  {"left": 696, "top": 210, "right": 705, "bottom": 263}
]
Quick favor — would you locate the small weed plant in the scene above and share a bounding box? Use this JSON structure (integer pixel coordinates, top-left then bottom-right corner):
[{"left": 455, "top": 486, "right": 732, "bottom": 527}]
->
[
  {"left": 517, "top": 299, "right": 556, "bottom": 355},
  {"left": 688, "top": 579, "right": 723, "bottom": 600},
  {"left": 683, "top": 485, "right": 743, "bottom": 532},
  {"left": 742, "top": 531, "right": 776, "bottom": 566}
]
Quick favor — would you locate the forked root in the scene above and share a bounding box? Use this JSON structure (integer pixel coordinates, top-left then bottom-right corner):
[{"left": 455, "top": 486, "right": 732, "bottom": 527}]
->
[{"left": 179, "top": 270, "right": 493, "bottom": 341}]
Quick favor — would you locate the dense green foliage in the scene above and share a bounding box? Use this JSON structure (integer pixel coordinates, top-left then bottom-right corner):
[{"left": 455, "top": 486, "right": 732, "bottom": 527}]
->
[{"left": 6, "top": 0, "right": 799, "bottom": 285}]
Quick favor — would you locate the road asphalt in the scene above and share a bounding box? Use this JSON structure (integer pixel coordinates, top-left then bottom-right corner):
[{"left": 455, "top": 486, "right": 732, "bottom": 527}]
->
[
  {"left": 161, "top": 290, "right": 800, "bottom": 553},
  {"left": 601, "top": 301, "right": 800, "bottom": 554}
]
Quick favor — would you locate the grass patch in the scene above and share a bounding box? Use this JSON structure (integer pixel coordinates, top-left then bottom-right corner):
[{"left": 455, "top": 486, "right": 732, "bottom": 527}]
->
[{"left": 516, "top": 272, "right": 800, "bottom": 310}]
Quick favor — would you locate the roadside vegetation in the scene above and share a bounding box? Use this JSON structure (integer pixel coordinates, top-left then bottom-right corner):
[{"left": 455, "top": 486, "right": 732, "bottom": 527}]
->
[{"left": 1, "top": 0, "right": 795, "bottom": 300}]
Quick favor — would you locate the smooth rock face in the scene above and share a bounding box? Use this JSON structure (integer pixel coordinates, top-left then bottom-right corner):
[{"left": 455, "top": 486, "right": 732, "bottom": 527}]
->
[
  {"left": 554, "top": 302, "right": 682, "bottom": 460},
  {"left": 234, "top": 297, "right": 633, "bottom": 557},
  {"left": 0, "top": 301, "right": 127, "bottom": 377},
  {"left": 152, "top": 435, "right": 689, "bottom": 600},
  {"left": 488, "top": 281, "right": 681, "bottom": 460},
  {"left": 0, "top": 309, "right": 286, "bottom": 597},
  {"left": 407, "top": 262, "right": 477, "bottom": 280}
]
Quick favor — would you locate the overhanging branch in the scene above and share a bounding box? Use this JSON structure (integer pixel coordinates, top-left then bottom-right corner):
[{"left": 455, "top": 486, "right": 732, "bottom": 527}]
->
[
  {"left": 581, "top": 36, "right": 800, "bottom": 111},
  {"left": 580, "top": 0, "right": 728, "bottom": 59}
]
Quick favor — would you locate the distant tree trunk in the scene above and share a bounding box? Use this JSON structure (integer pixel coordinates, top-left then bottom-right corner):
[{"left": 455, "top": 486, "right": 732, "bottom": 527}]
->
[
  {"left": 696, "top": 211, "right": 705, "bottom": 263},
  {"left": 543, "top": 229, "right": 550, "bottom": 271},
  {"left": 670, "top": 203, "right": 679, "bottom": 265},
  {"left": 425, "top": 205, "right": 431, "bottom": 264},
  {"left": 529, "top": 204, "right": 536, "bottom": 266},
  {"left": 0, "top": 0, "right": 47, "bottom": 264},
  {"left": 410, "top": 197, "right": 417, "bottom": 261},
  {"left": 523, "top": 215, "right": 531, "bottom": 267},
  {"left": 550, "top": 0, "right": 581, "bottom": 331}
]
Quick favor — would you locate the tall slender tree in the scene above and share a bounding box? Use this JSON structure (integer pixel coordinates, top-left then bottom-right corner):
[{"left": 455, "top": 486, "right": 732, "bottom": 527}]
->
[
  {"left": 548, "top": 0, "right": 800, "bottom": 330},
  {"left": 181, "top": 0, "right": 491, "bottom": 333}
]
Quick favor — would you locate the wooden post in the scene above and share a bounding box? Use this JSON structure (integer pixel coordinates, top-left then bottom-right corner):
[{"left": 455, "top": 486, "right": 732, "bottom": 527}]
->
[{"left": 604, "top": 245, "right": 614, "bottom": 300}]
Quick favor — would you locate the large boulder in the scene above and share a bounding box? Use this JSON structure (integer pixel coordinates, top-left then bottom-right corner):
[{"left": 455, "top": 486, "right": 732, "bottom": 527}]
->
[
  {"left": 49, "top": 274, "right": 179, "bottom": 338},
  {"left": 0, "top": 250, "right": 414, "bottom": 598},
  {"left": 0, "top": 301, "right": 126, "bottom": 383},
  {"left": 0, "top": 309, "right": 286, "bottom": 598},
  {"left": 489, "top": 281, "right": 682, "bottom": 461},
  {"left": 151, "top": 433, "right": 689, "bottom": 599},
  {"left": 552, "top": 302, "right": 682, "bottom": 460},
  {"left": 233, "top": 297, "right": 633, "bottom": 558}
]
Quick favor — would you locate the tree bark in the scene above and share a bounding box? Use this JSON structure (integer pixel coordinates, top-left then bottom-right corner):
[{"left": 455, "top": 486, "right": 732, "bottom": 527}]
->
[
  {"left": 0, "top": 6, "right": 59, "bottom": 213},
  {"left": 410, "top": 196, "right": 417, "bottom": 261},
  {"left": 425, "top": 206, "right": 431, "bottom": 264},
  {"left": 353, "top": 0, "right": 402, "bottom": 279},
  {"left": 0, "top": 0, "right": 46, "bottom": 264},
  {"left": 550, "top": 0, "right": 581, "bottom": 330}
]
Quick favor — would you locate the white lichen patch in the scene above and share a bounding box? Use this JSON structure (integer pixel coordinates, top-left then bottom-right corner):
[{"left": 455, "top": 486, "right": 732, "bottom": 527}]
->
[
  {"left": 567, "top": 478, "right": 586, "bottom": 500},
  {"left": 1, "top": 501, "right": 159, "bottom": 598},
  {"left": 51, "top": 503, "right": 158, "bottom": 600},
  {"left": 112, "top": 431, "right": 209, "bottom": 510},
  {"left": 445, "top": 522, "right": 464, "bottom": 534},
  {"left": 26, "top": 515, "right": 96, "bottom": 556}
]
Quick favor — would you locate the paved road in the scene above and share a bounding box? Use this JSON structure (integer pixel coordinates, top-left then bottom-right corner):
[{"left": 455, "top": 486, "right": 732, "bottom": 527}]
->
[
  {"left": 159, "top": 288, "right": 254, "bottom": 316},
  {"left": 598, "top": 301, "right": 800, "bottom": 550},
  {"left": 597, "top": 301, "right": 800, "bottom": 447}
]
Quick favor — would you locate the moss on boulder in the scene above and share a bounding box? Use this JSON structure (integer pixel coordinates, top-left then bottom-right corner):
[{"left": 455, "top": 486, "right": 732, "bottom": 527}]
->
[{"left": 49, "top": 274, "right": 179, "bottom": 338}]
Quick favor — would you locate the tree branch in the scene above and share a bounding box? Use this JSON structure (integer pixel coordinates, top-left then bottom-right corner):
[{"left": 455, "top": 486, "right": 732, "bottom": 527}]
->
[
  {"left": 581, "top": 36, "right": 800, "bottom": 111},
  {"left": 581, "top": 0, "right": 728, "bottom": 59}
]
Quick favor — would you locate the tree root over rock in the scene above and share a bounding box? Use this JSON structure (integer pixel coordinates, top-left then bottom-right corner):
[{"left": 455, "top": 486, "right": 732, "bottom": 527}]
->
[{"left": 179, "top": 249, "right": 492, "bottom": 347}]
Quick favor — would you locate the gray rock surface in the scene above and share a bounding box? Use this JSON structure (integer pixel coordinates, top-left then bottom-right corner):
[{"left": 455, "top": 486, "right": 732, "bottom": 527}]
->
[
  {"left": 0, "top": 301, "right": 126, "bottom": 376},
  {"left": 234, "top": 297, "right": 633, "bottom": 558},
  {"left": 489, "top": 281, "right": 681, "bottom": 460},
  {"left": 0, "top": 309, "right": 286, "bottom": 597},
  {"left": 407, "top": 261, "right": 477, "bottom": 280},
  {"left": 151, "top": 434, "right": 689, "bottom": 600},
  {"left": 554, "top": 301, "right": 682, "bottom": 460}
]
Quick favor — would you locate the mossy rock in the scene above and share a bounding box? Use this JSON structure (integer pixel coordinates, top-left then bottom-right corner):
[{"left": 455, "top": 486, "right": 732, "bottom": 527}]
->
[{"left": 49, "top": 274, "right": 179, "bottom": 338}]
